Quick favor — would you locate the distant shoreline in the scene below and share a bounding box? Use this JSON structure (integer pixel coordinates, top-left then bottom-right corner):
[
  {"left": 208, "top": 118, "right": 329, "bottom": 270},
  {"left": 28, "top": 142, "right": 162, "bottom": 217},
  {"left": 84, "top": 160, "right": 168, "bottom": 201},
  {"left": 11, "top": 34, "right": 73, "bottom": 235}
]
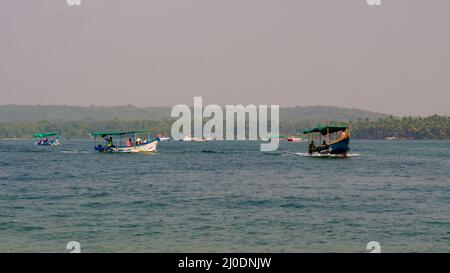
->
[{"left": 0, "top": 106, "right": 448, "bottom": 140}]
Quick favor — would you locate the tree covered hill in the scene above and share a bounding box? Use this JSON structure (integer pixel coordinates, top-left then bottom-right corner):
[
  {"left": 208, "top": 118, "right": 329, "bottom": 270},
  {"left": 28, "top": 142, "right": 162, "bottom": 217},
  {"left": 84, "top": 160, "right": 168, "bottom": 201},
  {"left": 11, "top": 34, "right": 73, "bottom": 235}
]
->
[
  {"left": 0, "top": 105, "right": 171, "bottom": 122},
  {"left": 0, "top": 104, "right": 388, "bottom": 123},
  {"left": 1, "top": 105, "right": 448, "bottom": 140}
]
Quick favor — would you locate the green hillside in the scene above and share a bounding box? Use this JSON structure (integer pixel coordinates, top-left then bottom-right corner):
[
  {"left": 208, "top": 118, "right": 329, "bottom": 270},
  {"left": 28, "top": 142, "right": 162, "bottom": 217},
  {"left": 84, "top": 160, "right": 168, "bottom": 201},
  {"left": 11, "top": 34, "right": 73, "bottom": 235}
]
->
[
  {"left": 1, "top": 105, "right": 448, "bottom": 140},
  {"left": 0, "top": 104, "right": 388, "bottom": 123},
  {"left": 0, "top": 105, "right": 171, "bottom": 122}
]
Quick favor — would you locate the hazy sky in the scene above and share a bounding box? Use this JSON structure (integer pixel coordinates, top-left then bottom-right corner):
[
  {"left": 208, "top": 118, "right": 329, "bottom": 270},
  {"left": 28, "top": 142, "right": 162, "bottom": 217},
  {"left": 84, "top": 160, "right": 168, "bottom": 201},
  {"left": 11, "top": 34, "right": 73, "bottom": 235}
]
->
[{"left": 1, "top": 0, "right": 449, "bottom": 116}]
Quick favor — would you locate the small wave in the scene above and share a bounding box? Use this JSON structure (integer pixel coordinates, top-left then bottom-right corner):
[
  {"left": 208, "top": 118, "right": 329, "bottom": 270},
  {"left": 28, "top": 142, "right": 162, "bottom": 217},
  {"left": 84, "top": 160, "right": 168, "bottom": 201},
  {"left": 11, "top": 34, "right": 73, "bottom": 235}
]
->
[
  {"left": 201, "top": 150, "right": 220, "bottom": 154},
  {"left": 60, "top": 150, "right": 92, "bottom": 154},
  {"left": 280, "top": 203, "right": 305, "bottom": 209},
  {"left": 19, "top": 150, "right": 48, "bottom": 153},
  {"left": 201, "top": 150, "right": 240, "bottom": 154},
  {"left": 238, "top": 199, "right": 274, "bottom": 207},
  {"left": 263, "top": 152, "right": 284, "bottom": 156},
  {"left": 18, "top": 225, "right": 46, "bottom": 232}
]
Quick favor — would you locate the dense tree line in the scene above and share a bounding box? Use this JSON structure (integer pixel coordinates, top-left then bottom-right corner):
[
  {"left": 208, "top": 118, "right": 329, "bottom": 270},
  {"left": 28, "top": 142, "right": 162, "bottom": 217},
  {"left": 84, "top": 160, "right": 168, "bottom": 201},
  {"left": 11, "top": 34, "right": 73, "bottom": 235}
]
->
[
  {"left": 348, "top": 115, "right": 450, "bottom": 140},
  {"left": 0, "top": 120, "right": 173, "bottom": 139},
  {"left": 0, "top": 115, "right": 449, "bottom": 140},
  {"left": 280, "top": 115, "right": 450, "bottom": 139},
  {"left": 0, "top": 105, "right": 387, "bottom": 123}
]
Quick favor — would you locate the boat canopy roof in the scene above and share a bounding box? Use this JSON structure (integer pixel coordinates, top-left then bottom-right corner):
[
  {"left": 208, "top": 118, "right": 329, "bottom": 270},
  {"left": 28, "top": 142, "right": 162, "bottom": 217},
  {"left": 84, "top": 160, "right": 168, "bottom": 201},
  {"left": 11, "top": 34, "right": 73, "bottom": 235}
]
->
[
  {"left": 33, "top": 132, "right": 59, "bottom": 138},
  {"left": 303, "top": 126, "right": 348, "bottom": 135},
  {"left": 91, "top": 130, "right": 152, "bottom": 137}
]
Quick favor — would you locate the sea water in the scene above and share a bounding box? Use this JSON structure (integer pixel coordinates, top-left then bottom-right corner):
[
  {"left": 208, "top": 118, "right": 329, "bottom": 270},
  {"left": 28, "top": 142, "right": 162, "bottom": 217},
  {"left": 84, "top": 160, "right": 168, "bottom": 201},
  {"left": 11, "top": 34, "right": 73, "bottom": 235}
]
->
[{"left": 0, "top": 140, "right": 449, "bottom": 252}]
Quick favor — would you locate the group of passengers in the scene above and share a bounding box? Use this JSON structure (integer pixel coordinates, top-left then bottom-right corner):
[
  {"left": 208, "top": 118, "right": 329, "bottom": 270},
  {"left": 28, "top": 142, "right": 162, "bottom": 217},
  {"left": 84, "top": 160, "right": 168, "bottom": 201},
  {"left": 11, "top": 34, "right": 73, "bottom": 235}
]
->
[
  {"left": 308, "top": 130, "right": 349, "bottom": 154},
  {"left": 37, "top": 138, "right": 50, "bottom": 145},
  {"left": 308, "top": 140, "right": 329, "bottom": 154},
  {"left": 104, "top": 137, "right": 148, "bottom": 148}
]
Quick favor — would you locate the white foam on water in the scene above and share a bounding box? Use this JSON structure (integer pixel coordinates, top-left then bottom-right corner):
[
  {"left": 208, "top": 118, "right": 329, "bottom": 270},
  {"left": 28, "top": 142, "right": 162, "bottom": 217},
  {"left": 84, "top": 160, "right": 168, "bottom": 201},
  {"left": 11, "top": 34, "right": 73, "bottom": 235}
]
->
[
  {"left": 60, "top": 150, "right": 92, "bottom": 154},
  {"left": 290, "top": 152, "right": 361, "bottom": 157}
]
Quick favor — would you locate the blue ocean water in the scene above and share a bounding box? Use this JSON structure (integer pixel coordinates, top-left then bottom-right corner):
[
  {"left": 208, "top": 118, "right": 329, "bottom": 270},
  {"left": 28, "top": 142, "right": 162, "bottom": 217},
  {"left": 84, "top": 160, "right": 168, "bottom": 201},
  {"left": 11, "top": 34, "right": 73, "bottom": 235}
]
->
[{"left": 0, "top": 140, "right": 449, "bottom": 252}]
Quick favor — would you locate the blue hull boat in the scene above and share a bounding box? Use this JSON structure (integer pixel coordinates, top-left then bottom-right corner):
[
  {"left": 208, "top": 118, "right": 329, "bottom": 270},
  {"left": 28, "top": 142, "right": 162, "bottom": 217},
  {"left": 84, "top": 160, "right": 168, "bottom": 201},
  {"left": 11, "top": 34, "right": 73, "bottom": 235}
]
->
[
  {"left": 33, "top": 132, "right": 61, "bottom": 146},
  {"left": 304, "top": 126, "right": 351, "bottom": 157},
  {"left": 327, "top": 136, "right": 350, "bottom": 155}
]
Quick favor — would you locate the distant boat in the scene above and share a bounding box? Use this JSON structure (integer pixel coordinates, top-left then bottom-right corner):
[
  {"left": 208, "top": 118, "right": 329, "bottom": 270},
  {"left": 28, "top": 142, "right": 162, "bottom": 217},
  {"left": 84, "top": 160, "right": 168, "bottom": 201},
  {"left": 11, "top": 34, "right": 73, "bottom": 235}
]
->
[
  {"left": 180, "top": 136, "right": 193, "bottom": 142},
  {"left": 385, "top": 136, "right": 414, "bottom": 140},
  {"left": 91, "top": 130, "right": 159, "bottom": 153},
  {"left": 287, "top": 137, "right": 303, "bottom": 142},
  {"left": 34, "top": 132, "right": 61, "bottom": 146},
  {"left": 303, "top": 126, "right": 350, "bottom": 157},
  {"left": 156, "top": 134, "right": 171, "bottom": 141}
]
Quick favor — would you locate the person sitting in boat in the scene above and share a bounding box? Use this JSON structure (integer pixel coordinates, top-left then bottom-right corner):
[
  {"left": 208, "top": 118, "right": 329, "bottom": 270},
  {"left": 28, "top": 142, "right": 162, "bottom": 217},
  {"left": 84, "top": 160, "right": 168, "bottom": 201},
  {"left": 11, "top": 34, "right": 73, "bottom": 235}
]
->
[
  {"left": 317, "top": 140, "right": 330, "bottom": 152},
  {"left": 135, "top": 138, "right": 143, "bottom": 146},
  {"left": 308, "top": 141, "right": 317, "bottom": 154},
  {"left": 143, "top": 137, "right": 148, "bottom": 144},
  {"left": 125, "top": 138, "right": 133, "bottom": 147},
  {"left": 105, "top": 137, "right": 115, "bottom": 147}
]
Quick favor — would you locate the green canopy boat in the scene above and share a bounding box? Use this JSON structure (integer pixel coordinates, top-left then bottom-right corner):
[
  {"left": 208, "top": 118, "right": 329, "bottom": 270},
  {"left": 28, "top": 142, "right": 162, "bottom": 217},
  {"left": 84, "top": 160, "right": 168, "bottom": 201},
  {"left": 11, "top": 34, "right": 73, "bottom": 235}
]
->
[
  {"left": 91, "top": 130, "right": 159, "bottom": 153},
  {"left": 303, "top": 126, "right": 350, "bottom": 157},
  {"left": 33, "top": 132, "right": 59, "bottom": 138},
  {"left": 33, "top": 132, "right": 61, "bottom": 146},
  {"left": 303, "top": 126, "right": 349, "bottom": 135}
]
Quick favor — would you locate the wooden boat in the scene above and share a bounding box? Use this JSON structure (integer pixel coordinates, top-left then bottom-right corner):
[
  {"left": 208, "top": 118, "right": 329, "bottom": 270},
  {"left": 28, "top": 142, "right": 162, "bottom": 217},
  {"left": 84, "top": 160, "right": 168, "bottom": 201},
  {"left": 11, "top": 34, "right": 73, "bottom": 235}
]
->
[
  {"left": 303, "top": 126, "right": 350, "bottom": 157},
  {"left": 156, "top": 134, "right": 172, "bottom": 141},
  {"left": 34, "top": 132, "right": 61, "bottom": 146},
  {"left": 287, "top": 137, "right": 303, "bottom": 142},
  {"left": 91, "top": 130, "right": 159, "bottom": 153}
]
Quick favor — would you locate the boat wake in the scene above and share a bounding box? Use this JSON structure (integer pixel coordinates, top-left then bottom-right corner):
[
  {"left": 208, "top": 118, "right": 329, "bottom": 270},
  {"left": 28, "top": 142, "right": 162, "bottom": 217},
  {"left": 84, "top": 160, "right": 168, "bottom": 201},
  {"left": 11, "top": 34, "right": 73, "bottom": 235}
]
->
[
  {"left": 290, "top": 152, "right": 361, "bottom": 158},
  {"left": 60, "top": 150, "right": 92, "bottom": 154},
  {"left": 263, "top": 152, "right": 285, "bottom": 156},
  {"left": 201, "top": 150, "right": 241, "bottom": 154}
]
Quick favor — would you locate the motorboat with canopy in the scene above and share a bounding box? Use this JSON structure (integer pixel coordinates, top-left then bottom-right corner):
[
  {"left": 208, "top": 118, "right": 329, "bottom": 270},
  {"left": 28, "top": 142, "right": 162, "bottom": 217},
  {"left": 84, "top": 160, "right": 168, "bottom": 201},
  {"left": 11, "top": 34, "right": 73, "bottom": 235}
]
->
[
  {"left": 33, "top": 132, "right": 61, "bottom": 146},
  {"left": 91, "top": 130, "right": 159, "bottom": 153},
  {"left": 303, "top": 126, "right": 350, "bottom": 157}
]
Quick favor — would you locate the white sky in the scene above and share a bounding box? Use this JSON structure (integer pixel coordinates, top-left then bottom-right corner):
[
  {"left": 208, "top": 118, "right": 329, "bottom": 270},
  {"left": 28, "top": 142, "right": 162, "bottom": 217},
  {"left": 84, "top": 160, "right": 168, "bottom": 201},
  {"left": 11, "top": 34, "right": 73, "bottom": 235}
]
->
[{"left": 1, "top": 0, "right": 449, "bottom": 116}]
